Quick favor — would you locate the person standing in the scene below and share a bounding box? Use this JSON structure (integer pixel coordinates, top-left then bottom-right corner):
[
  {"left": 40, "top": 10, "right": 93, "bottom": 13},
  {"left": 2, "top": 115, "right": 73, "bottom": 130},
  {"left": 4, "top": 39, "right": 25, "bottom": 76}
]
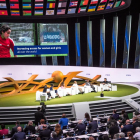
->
[
  {"left": 0, "top": 25, "right": 16, "bottom": 58},
  {"left": 59, "top": 114, "right": 69, "bottom": 129}
]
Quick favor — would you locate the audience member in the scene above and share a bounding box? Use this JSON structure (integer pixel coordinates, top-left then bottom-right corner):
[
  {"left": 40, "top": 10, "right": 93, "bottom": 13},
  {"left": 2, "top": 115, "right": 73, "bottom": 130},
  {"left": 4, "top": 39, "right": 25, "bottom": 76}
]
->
[
  {"left": 38, "top": 119, "right": 45, "bottom": 131},
  {"left": 118, "top": 132, "right": 126, "bottom": 140},
  {"left": 112, "top": 109, "right": 119, "bottom": 120},
  {"left": 109, "top": 122, "right": 119, "bottom": 139},
  {"left": 113, "top": 133, "right": 120, "bottom": 139},
  {"left": 54, "top": 124, "right": 63, "bottom": 139},
  {"left": 89, "top": 136, "right": 95, "bottom": 140},
  {"left": 38, "top": 124, "right": 51, "bottom": 140},
  {"left": 11, "top": 120, "right": 23, "bottom": 137},
  {"left": 119, "top": 110, "right": 129, "bottom": 125},
  {"left": 24, "top": 121, "right": 35, "bottom": 135},
  {"left": 88, "top": 118, "right": 98, "bottom": 133},
  {"left": 133, "top": 127, "right": 140, "bottom": 140},
  {"left": 74, "top": 120, "right": 86, "bottom": 135},
  {"left": 121, "top": 120, "right": 133, "bottom": 136},
  {"left": 35, "top": 107, "right": 46, "bottom": 126},
  {"left": 83, "top": 112, "right": 90, "bottom": 124},
  {"left": 59, "top": 114, "right": 69, "bottom": 129},
  {"left": 107, "top": 115, "right": 118, "bottom": 128},
  {"left": 50, "top": 131, "right": 60, "bottom": 140},
  {"left": 10, "top": 126, "right": 26, "bottom": 140},
  {"left": 132, "top": 117, "right": 140, "bottom": 133},
  {"left": 102, "top": 134, "right": 109, "bottom": 140},
  {"left": 41, "top": 102, "right": 46, "bottom": 115},
  {"left": 127, "top": 131, "right": 134, "bottom": 140},
  {"left": 0, "top": 124, "right": 8, "bottom": 137},
  {"left": 133, "top": 111, "right": 140, "bottom": 121},
  {"left": 65, "top": 132, "right": 74, "bottom": 140}
]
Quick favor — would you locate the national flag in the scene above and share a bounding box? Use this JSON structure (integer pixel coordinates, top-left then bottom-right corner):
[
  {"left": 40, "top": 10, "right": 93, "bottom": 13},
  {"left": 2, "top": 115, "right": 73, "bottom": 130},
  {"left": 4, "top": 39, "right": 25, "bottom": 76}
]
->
[
  {"left": 46, "top": 10, "right": 54, "bottom": 15},
  {"left": 34, "top": 10, "right": 43, "bottom": 15},
  {"left": 23, "top": 4, "right": 31, "bottom": 9},
  {"left": 35, "top": 3, "right": 43, "bottom": 9},
  {"left": 80, "top": 0, "right": 88, "bottom": 6},
  {"left": 69, "top": 1, "right": 78, "bottom": 7},
  {"left": 35, "top": 0, "right": 43, "bottom": 2},
  {"left": 90, "top": 0, "right": 98, "bottom": 5},
  {"left": 58, "top": 2, "right": 67, "bottom": 7},
  {"left": 10, "top": 4, "right": 19, "bottom": 9},
  {"left": 57, "top": 9, "right": 65, "bottom": 15},
  {"left": 106, "top": 2, "right": 113, "bottom": 9},
  {"left": 78, "top": 7, "right": 86, "bottom": 13},
  {"left": 109, "top": 0, "right": 114, "bottom": 1},
  {"left": 68, "top": 8, "right": 76, "bottom": 14},
  {"left": 120, "top": 1, "right": 125, "bottom": 6},
  {"left": 100, "top": 0, "right": 107, "bottom": 3},
  {"left": 97, "top": 5, "right": 105, "bottom": 10},
  {"left": 88, "top": 6, "right": 96, "bottom": 12},
  {"left": 114, "top": 1, "right": 121, "bottom": 7},
  {"left": 0, "top": 10, "right": 7, "bottom": 15},
  {"left": 10, "top": 0, "right": 18, "bottom": 2},
  {"left": 23, "top": 10, "right": 31, "bottom": 16},
  {"left": 0, "top": 3, "right": 6, "bottom": 9},
  {"left": 46, "top": 3, "right": 55, "bottom": 8},
  {"left": 22, "top": 0, "right": 31, "bottom": 2},
  {"left": 0, "top": 0, "right": 5, "bottom": 1},
  {"left": 11, "top": 10, "right": 20, "bottom": 16},
  {"left": 47, "top": 0, "right": 55, "bottom": 1}
]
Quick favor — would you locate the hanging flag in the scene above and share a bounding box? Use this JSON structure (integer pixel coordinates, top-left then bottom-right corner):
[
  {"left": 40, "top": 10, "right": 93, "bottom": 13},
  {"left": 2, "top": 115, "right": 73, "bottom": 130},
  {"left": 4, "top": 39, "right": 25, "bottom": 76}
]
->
[
  {"left": 10, "top": 4, "right": 19, "bottom": 9},
  {"left": 78, "top": 7, "right": 86, "bottom": 13},
  {"left": 35, "top": 3, "right": 43, "bottom": 9},
  {"left": 22, "top": 0, "right": 31, "bottom": 2},
  {"left": 10, "top": 0, "right": 18, "bottom": 2},
  {"left": 23, "top": 10, "right": 31, "bottom": 16},
  {"left": 46, "top": 3, "right": 55, "bottom": 8},
  {"left": 23, "top": 4, "right": 31, "bottom": 9},
  {"left": 57, "top": 9, "right": 65, "bottom": 14},
  {"left": 88, "top": 6, "right": 96, "bottom": 12},
  {"left": 0, "top": 3, "right": 7, "bottom": 9},
  {"left": 0, "top": 10, "right": 7, "bottom": 15},
  {"left": 11, "top": 10, "right": 20, "bottom": 15},
  {"left": 90, "top": 0, "right": 98, "bottom": 5},
  {"left": 46, "top": 10, "right": 54, "bottom": 15},
  {"left": 58, "top": 2, "right": 67, "bottom": 7},
  {"left": 120, "top": 1, "right": 125, "bottom": 6},
  {"left": 0, "top": 0, "right": 5, "bottom": 1},
  {"left": 80, "top": 0, "right": 88, "bottom": 6},
  {"left": 106, "top": 3, "right": 113, "bottom": 9},
  {"left": 69, "top": 1, "right": 78, "bottom": 7},
  {"left": 97, "top": 5, "right": 105, "bottom": 10},
  {"left": 114, "top": 1, "right": 121, "bottom": 7},
  {"left": 100, "top": 0, "right": 107, "bottom": 3},
  {"left": 68, "top": 8, "right": 76, "bottom": 14},
  {"left": 34, "top": 10, "right": 43, "bottom": 15},
  {"left": 35, "top": 0, "right": 43, "bottom": 2}
]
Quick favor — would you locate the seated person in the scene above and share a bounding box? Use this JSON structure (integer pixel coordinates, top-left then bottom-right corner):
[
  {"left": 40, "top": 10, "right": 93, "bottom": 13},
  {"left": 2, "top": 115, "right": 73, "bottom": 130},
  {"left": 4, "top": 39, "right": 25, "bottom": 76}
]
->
[
  {"left": 127, "top": 131, "right": 134, "bottom": 140},
  {"left": 11, "top": 120, "right": 23, "bottom": 137},
  {"left": 59, "top": 114, "right": 69, "bottom": 129},
  {"left": 133, "top": 111, "right": 140, "bottom": 121},
  {"left": 38, "top": 124, "right": 51, "bottom": 140},
  {"left": 66, "top": 132, "right": 74, "bottom": 140},
  {"left": 88, "top": 118, "right": 98, "bottom": 133},
  {"left": 10, "top": 126, "right": 26, "bottom": 140},
  {"left": 112, "top": 109, "right": 119, "bottom": 120},
  {"left": 24, "top": 121, "right": 35, "bottom": 135},
  {"left": 90, "top": 83, "right": 96, "bottom": 92},
  {"left": 74, "top": 120, "right": 86, "bottom": 135},
  {"left": 121, "top": 120, "right": 133, "bottom": 136},
  {"left": 133, "top": 127, "right": 140, "bottom": 140},
  {"left": 54, "top": 124, "right": 63, "bottom": 139},
  {"left": 43, "top": 85, "right": 52, "bottom": 100},
  {"left": 0, "top": 124, "right": 8, "bottom": 138},
  {"left": 50, "top": 84, "right": 61, "bottom": 98},
  {"left": 38, "top": 119, "right": 45, "bottom": 131},
  {"left": 118, "top": 132, "right": 126, "bottom": 140},
  {"left": 50, "top": 131, "right": 60, "bottom": 140},
  {"left": 72, "top": 81, "right": 83, "bottom": 93},
  {"left": 103, "top": 78, "right": 108, "bottom": 85},
  {"left": 60, "top": 83, "right": 71, "bottom": 96},
  {"left": 102, "top": 78, "right": 111, "bottom": 91},
  {"left": 85, "top": 80, "right": 90, "bottom": 86},
  {"left": 83, "top": 112, "right": 90, "bottom": 124}
]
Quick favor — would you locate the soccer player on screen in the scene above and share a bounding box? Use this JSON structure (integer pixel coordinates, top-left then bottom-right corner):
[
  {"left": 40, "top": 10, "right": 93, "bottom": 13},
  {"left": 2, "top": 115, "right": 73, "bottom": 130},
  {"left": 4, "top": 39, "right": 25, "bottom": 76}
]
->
[{"left": 0, "top": 25, "right": 16, "bottom": 58}]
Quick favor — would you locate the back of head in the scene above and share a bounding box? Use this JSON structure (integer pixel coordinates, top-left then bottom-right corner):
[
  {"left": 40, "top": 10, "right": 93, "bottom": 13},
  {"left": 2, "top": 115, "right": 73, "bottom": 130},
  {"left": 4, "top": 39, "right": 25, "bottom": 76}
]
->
[
  {"left": 135, "top": 111, "right": 139, "bottom": 116},
  {"left": 28, "top": 121, "right": 33, "bottom": 126},
  {"left": 0, "top": 25, "right": 10, "bottom": 35},
  {"left": 89, "top": 136, "right": 95, "bottom": 140},
  {"left": 62, "top": 114, "right": 66, "bottom": 118},
  {"left": 119, "top": 132, "right": 125, "bottom": 138},
  {"left": 114, "top": 133, "right": 120, "bottom": 139},
  {"left": 122, "top": 110, "right": 125, "bottom": 114},
  {"left": 37, "top": 107, "right": 41, "bottom": 111},
  {"left": 102, "top": 134, "right": 109, "bottom": 140},
  {"left": 85, "top": 112, "right": 90, "bottom": 121},
  {"left": 52, "top": 131, "right": 57, "bottom": 138},
  {"left": 40, "top": 119, "right": 45, "bottom": 124},
  {"left": 55, "top": 124, "right": 61, "bottom": 134},
  {"left": 16, "top": 120, "right": 20, "bottom": 125},
  {"left": 110, "top": 122, "right": 115, "bottom": 127},
  {"left": 78, "top": 120, "right": 82, "bottom": 124},
  {"left": 67, "top": 132, "right": 72, "bottom": 137},
  {"left": 43, "top": 124, "right": 47, "bottom": 129},
  {"left": 126, "top": 119, "right": 130, "bottom": 124},
  {"left": 127, "top": 131, "right": 133, "bottom": 137},
  {"left": 136, "top": 127, "right": 140, "bottom": 132},
  {"left": 90, "top": 118, "right": 93, "bottom": 122},
  {"left": 17, "top": 126, "right": 22, "bottom": 132},
  {"left": 1, "top": 124, "right": 5, "bottom": 129}
]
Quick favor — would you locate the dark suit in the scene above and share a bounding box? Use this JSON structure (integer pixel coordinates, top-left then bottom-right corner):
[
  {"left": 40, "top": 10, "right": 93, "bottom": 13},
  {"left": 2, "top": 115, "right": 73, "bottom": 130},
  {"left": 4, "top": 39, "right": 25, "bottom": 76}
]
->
[
  {"left": 74, "top": 123, "right": 86, "bottom": 135},
  {"left": 10, "top": 131, "right": 26, "bottom": 140},
  {"left": 109, "top": 126, "right": 119, "bottom": 139},
  {"left": 11, "top": 125, "right": 23, "bottom": 137},
  {"left": 35, "top": 111, "right": 46, "bottom": 125},
  {"left": 39, "top": 129, "right": 51, "bottom": 139},
  {"left": 117, "top": 138, "right": 126, "bottom": 140},
  {"left": 88, "top": 121, "right": 98, "bottom": 133},
  {"left": 121, "top": 124, "right": 133, "bottom": 135},
  {"left": 133, "top": 121, "right": 140, "bottom": 133},
  {"left": 24, "top": 125, "right": 35, "bottom": 135}
]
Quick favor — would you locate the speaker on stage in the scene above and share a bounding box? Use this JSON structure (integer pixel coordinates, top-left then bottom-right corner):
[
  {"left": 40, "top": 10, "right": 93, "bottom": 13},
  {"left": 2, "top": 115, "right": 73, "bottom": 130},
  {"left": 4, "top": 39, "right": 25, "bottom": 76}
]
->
[{"left": 100, "top": 92, "right": 104, "bottom": 97}]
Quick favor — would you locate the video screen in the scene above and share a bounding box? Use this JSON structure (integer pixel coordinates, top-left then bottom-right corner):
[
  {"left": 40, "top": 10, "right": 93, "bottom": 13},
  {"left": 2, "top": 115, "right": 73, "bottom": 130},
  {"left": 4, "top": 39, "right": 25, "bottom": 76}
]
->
[{"left": 0, "top": 23, "right": 68, "bottom": 58}]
